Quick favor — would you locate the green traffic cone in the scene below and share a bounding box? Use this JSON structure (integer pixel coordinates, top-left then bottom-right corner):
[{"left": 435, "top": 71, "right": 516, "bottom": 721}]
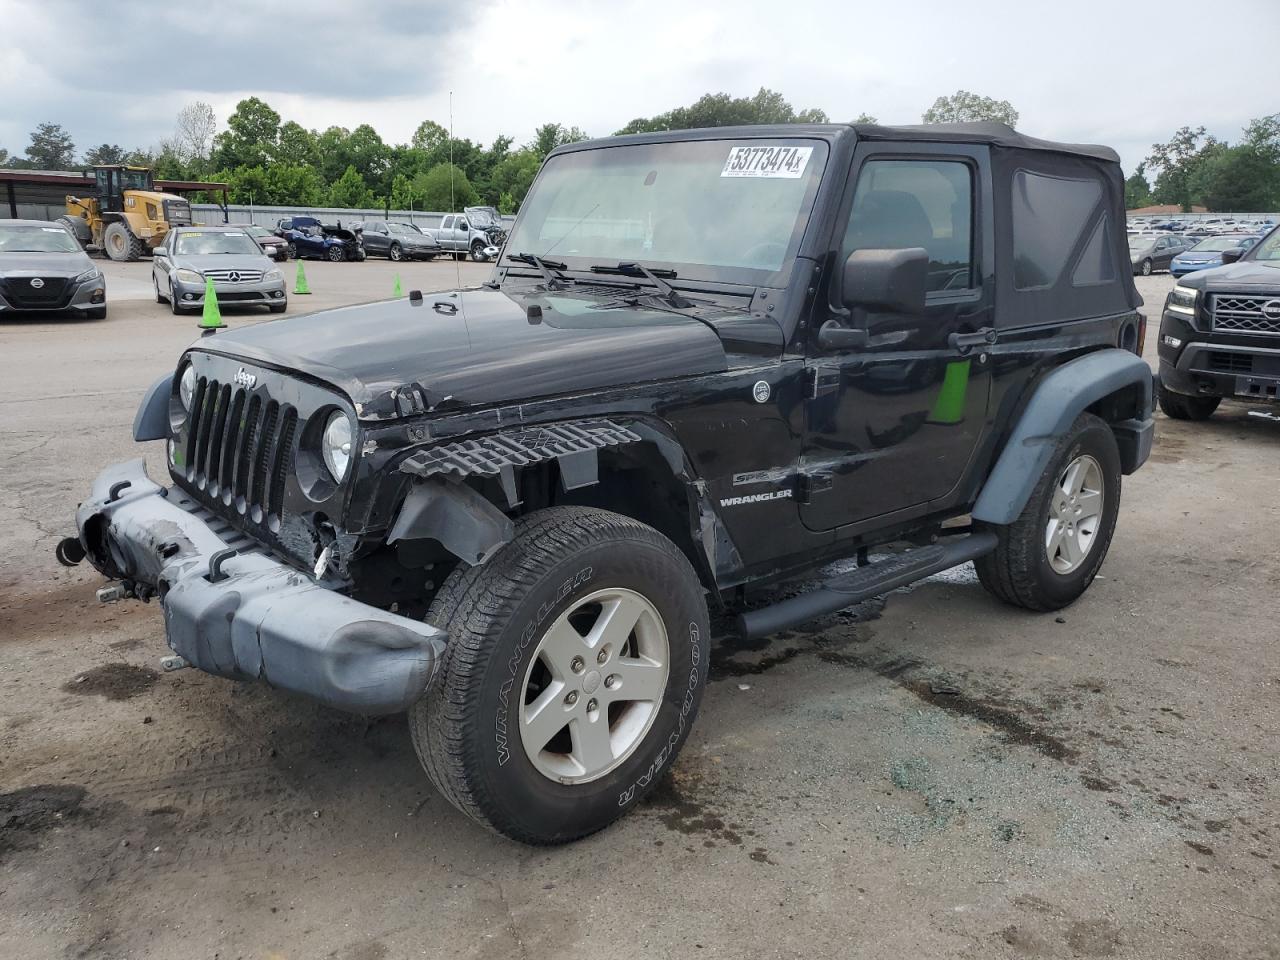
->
[
  {"left": 199, "top": 276, "right": 225, "bottom": 331},
  {"left": 294, "top": 260, "right": 312, "bottom": 295},
  {"left": 393, "top": 273, "right": 403, "bottom": 298},
  {"left": 927, "top": 359, "right": 971, "bottom": 424}
]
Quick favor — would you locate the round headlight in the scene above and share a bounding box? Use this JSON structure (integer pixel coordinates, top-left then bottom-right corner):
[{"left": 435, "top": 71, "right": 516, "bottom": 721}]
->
[
  {"left": 179, "top": 366, "right": 196, "bottom": 411},
  {"left": 322, "top": 412, "right": 353, "bottom": 481}
]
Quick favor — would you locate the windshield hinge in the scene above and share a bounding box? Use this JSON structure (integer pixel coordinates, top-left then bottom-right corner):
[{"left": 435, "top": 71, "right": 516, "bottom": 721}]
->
[{"left": 807, "top": 365, "right": 840, "bottom": 400}]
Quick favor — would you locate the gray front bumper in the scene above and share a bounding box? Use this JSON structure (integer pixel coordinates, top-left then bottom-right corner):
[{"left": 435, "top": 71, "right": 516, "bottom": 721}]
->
[
  {"left": 0, "top": 276, "right": 105, "bottom": 313},
  {"left": 75, "top": 459, "right": 446, "bottom": 714},
  {"left": 173, "top": 277, "right": 287, "bottom": 306}
]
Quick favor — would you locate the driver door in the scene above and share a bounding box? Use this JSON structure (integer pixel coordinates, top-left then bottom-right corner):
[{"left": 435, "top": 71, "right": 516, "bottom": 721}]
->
[{"left": 800, "top": 145, "right": 993, "bottom": 532}]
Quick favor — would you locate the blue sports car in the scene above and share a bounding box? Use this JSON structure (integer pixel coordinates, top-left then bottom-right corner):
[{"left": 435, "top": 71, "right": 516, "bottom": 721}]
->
[{"left": 1170, "top": 234, "right": 1260, "bottom": 278}]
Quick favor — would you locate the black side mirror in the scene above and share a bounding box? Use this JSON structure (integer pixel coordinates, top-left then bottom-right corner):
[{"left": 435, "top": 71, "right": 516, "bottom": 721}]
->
[
  {"left": 842, "top": 247, "right": 929, "bottom": 314},
  {"left": 1220, "top": 248, "right": 1244, "bottom": 264}
]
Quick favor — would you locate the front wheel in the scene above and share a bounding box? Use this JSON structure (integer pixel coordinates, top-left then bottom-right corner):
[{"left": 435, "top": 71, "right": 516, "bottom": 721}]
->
[
  {"left": 326, "top": 245, "right": 346, "bottom": 262},
  {"left": 389, "top": 242, "right": 403, "bottom": 262},
  {"left": 1157, "top": 382, "right": 1219, "bottom": 420},
  {"left": 286, "top": 241, "right": 298, "bottom": 259},
  {"left": 410, "top": 507, "right": 710, "bottom": 845},
  {"left": 976, "top": 413, "right": 1121, "bottom": 612},
  {"left": 470, "top": 239, "right": 488, "bottom": 262},
  {"left": 1140, "top": 258, "right": 1153, "bottom": 276}
]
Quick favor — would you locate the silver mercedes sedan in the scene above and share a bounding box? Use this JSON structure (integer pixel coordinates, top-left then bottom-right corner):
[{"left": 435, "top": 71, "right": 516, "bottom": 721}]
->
[
  {"left": 0, "top": 219, "right": 106, "bottom": 319},
  {"left": 152, "top": 225, "right": 288, "bottom": 315}
]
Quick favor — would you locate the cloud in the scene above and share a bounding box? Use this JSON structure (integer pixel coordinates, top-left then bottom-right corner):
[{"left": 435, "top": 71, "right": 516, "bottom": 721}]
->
[{"left": 1, "top": 0, "right": 1277, "bottom": 173}]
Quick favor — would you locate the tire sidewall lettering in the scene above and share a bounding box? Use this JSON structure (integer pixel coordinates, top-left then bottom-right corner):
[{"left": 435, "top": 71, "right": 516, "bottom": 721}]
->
[{"left": 495, "top": 566, "right": 593, "bottom": 765}]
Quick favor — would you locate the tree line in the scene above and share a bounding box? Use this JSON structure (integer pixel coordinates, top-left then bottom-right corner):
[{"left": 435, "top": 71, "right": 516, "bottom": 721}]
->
[
  {"left": 1126, "top": 116, "right": 1280, "bottom": 212},
  {"left": 24, "top": 90, "right": 1277, "bottom": 215}
]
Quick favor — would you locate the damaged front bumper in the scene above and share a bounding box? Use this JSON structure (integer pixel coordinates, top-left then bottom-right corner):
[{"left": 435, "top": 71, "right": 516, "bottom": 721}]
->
[{"left": 72, "top": 459, "right": 446, "bottom": 715}]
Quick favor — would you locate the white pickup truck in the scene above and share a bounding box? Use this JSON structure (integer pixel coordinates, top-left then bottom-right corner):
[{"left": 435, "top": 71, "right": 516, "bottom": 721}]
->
[{"left": 426, "top": 206, "right": 507, "bottom": 262}]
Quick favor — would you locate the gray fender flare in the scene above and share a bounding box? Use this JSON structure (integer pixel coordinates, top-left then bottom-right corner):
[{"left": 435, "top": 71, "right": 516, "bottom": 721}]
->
[
  {"left": 133, "top": 373, "right": 173, "bottom": 442},
  {"left": 972, "top": 349, "right": 1154, "bottom": 525}
]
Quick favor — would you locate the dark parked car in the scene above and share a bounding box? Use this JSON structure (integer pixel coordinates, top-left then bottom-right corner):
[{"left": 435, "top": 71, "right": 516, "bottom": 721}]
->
[
  {"left": 274, "top": 216, "right": 365, "bottom": 262},
  {"left": 62, "top": 122, "right": 1154, "bottom": 845},
  {"left": 1129, "top": 234, "right": 1191, "bottom": 275},
  {"left": 1157, "top": 225, "right": 1280, "bottom": 419},
  {"left": 238, "top": 224, "right": 288, "bottom": 261},
  {"left": 0, "top": 219, "right": 106, "bottom": 319},
  {"left": 358, "top": 220, "right": 442, "bottom": 261},
  {"left": 1169, "top": 234, "right": 1260, "bottom": 278}
]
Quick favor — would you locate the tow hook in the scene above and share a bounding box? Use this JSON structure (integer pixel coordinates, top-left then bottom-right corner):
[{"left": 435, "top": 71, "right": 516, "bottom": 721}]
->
[
  {"left": 55, "top": 537, "right": 86, "bottom": 567},
  {"left": 159, "top": 655, "right": 189, "bottom": 672}
]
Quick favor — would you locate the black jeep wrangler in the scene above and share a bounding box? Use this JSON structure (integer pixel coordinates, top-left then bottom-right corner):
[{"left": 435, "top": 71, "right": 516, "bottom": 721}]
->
[
  {"left": 1157, "top": 225, "right": 1280, "bottom": 419},
  {"left": 63, "top": 122, "right": 1154, "bottom": 845}
]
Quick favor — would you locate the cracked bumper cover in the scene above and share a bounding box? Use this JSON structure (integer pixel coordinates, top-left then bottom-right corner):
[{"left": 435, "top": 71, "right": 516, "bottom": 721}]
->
[{"left": 75, "top": 459, "right": 446, "bottom": 715}]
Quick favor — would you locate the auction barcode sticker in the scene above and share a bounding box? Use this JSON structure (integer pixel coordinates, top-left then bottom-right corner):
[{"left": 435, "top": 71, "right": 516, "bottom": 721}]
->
[{"left": 721, "top": 145, "right": 813, "bottom": 179}]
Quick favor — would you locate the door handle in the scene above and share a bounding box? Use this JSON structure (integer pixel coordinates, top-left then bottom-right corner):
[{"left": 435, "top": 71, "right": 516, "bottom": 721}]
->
[
  {"left": 433, "top": 301, "right": 458, "bottom": 315},
  {"left": 948, "top": 327, "right": 996, "bottom": 355}
]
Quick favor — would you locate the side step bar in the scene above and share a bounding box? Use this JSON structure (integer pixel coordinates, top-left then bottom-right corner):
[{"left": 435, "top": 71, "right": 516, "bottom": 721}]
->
[{"left": 737, "top": 532, "right": 998, "bottom": 640}]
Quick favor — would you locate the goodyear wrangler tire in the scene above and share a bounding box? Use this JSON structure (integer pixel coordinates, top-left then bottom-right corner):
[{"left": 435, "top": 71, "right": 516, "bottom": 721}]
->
[{"left": 409, "top": 507, "right": 710, "bottom": 845}]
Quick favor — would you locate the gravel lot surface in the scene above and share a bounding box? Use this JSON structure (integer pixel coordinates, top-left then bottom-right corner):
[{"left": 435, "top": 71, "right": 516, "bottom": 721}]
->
[{"left": 1, "top": 265, "right": 1277, "bottom": 959}]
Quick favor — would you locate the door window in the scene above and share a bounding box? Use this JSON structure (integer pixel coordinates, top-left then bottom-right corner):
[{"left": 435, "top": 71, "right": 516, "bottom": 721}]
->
[{"left": 841, "top": 159, "right": 974, "bottom": 292}]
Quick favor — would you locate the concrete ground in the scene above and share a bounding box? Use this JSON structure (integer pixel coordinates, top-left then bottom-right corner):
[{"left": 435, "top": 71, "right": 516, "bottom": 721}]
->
[{"left": 0, "top": 264, "right": 1276, "bottom": 960}]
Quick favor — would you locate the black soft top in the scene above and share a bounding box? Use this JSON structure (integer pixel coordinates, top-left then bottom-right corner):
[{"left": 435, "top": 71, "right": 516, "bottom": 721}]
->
[
  {"left": 850, "top": 121, "right": 1121, "bottom": 163},
  {"left": 559, "top": 121, "right": 1119, "bottom": 163}
]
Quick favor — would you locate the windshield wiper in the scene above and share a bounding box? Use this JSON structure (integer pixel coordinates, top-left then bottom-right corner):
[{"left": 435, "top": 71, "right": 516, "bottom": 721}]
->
[
  {"left": 590, "top": 262, "right": 697, "bottom": 309},
  {"left": 508, "top": 252, "right": 571, "bottom": 289}
]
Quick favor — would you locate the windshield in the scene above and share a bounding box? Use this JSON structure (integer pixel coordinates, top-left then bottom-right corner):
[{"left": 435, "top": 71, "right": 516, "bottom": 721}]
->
[
  {"left": 241, "top": 226, "right": 269, "bottom": 238},
  {"left": 174, "top": 231, "right": 262, "bottom": 256},
  {"left": 1250, "top": 229, "right": 1280, "bottom": 263},
  {"left": 1190, "top": 237, "right": 1247, "bottom": 252},
  {"left": 503, "top": 138, "right": 829, "bottom": 281},
  {"left": 0, "top": 224, "right": 81, "bottom": 254},
  {"left": 388, "top": 223, "right": 419, "bottom": 235}
]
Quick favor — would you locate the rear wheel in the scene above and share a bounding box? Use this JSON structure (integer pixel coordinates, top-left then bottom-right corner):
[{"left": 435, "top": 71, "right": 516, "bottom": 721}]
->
[
  {"left": 976, "top": 413, "right": 1121, "bottom": 612},
  {"left": 410, "top": 507, "right": 710, "bottom": 844},
  {"left": 1158, "top": 382, "right": 1220, "bottom": 420},
  {"left": 103, "top": 222, "right": 142, "bottom": 262}
]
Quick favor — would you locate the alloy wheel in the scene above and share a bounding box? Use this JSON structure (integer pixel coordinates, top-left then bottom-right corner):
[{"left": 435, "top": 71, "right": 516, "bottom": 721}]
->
[
  {"left": 518, "top": 587, "right": 669, "bottom": 784},
  {"left": 1045, "top": 454, "right": 1104, "bottom": 575}
]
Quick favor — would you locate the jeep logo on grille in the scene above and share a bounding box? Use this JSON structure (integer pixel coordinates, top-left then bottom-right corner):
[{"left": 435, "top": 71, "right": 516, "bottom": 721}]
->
[
  {"left": 234, "top": 367, "right": 257, "bottom": 389},
  {"left": 29, "top": 278, "right": 44, "bottom": 289},
  {"left": 1262, "top": 300, "right": 1280, "bottom": 321}
]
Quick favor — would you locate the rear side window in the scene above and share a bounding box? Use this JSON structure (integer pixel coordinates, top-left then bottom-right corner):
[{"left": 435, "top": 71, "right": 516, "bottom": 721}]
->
[
  {"left": 1011, "top": 171, "right": 1103, "bottom": 289},
  {"left": 841, "top": 159, "right": 974, "bottom": 292}
]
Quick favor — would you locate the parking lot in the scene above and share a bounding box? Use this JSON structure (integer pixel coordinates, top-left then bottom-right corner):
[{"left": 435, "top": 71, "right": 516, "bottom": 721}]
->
[{"left": 1, "top": 262, "right": 1277, "bottom": 958}]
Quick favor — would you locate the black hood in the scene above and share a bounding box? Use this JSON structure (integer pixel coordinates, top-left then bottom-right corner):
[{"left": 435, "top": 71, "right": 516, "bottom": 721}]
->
[
  {"left": 194, "top": 286, "right": 729, "bottom": 420},
  {"left": 1176, "top": 259, "right": 1280, "bottom": 292}
]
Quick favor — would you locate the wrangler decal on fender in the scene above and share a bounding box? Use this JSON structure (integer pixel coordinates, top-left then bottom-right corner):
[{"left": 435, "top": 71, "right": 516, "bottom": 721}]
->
[{"left": 720, "top": 489, "right": 793, "bottom": 507}]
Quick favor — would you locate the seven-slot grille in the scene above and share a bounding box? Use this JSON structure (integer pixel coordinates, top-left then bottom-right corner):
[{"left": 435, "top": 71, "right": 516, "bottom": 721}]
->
[
  {"left": 183, "top": 375, "right": 297, "bottom": 528},
  {"left": 1211, "top": 295, "right": 1280, "bottom": 335},
  {"left": 203, "top": 268, "right": 264, "bottom": 283}
]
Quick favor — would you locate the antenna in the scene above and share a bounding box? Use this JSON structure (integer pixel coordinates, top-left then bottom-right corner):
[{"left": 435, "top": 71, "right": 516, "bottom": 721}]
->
[{"left": 449, "top": 90, "right": 461, "bottom": 291}]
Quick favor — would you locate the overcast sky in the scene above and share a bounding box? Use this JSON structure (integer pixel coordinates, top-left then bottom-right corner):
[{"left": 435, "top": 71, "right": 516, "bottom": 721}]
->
[{"left": 2, "top": 0, "right": 1277, "bottom": 174}]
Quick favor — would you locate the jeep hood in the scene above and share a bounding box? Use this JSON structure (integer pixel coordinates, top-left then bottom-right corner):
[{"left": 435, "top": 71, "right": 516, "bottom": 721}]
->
[{"left": 193, "top": 286, "right": 730, "bottom": 419}]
